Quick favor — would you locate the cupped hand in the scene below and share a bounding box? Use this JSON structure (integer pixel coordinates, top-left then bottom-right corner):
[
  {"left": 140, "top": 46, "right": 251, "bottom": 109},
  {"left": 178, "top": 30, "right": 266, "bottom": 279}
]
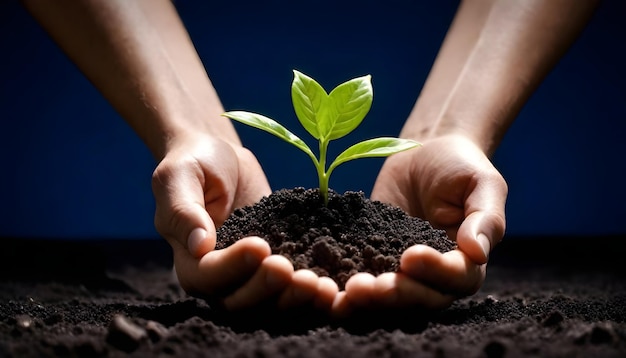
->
[
  {"left": 151, "top": 134, "right": 338, "bottom": 311},
  {"left": 337, "top": 134, "right": 507, "bottom": 314}
]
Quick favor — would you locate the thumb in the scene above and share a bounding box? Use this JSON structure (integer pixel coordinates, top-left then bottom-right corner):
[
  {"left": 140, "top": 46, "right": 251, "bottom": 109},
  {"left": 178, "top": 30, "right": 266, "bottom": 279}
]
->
[
  {"left": 456, "top": 211, "right": 505, "bottom": 264},
  {"left": 152, "top": 160, "right": 222, "bottom": 258},
  {"left": 171, "top": 205, "right": 217, "bottom": 259},
  {"left": 456, "top": 176, "right": 507, "bottom": 265}
]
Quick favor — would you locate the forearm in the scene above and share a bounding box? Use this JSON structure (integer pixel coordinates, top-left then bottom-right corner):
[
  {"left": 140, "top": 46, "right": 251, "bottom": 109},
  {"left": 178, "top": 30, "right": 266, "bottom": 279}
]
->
[
  {"left": 403, "top": 0, "right": 496, "bottom": 141},
  {"left": 403, "top": 0, "right": 599, "bottom": 156},
  {"left": 23, "top": 0, "right": 240, "bottom": 159}
]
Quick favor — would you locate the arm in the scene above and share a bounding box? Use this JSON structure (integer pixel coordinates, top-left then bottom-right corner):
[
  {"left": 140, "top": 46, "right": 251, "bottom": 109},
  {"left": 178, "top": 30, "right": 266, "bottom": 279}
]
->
[
  {"left": 22, "top": 0, "right": 250, "bottom": 266},
  {"left": 384, "top": 0, "right": 599, "bottom": 260},
  {"left": 23, "top": 0, "right": 338, "bottom": 312},
  {"left": 404, "top": 0, "right": 497, "bottom": 142},
  {"left": 22, "top": 0, "right": 239, "bottom": 159},
  {"left": 343, "top": 0, "right": 599, "bottom": 313},
  {"left": 405, "top": 0, "right": 599, "bottom": 260},
  {"left": 404, "top": 0, "right": 599, "bottom": 156}
]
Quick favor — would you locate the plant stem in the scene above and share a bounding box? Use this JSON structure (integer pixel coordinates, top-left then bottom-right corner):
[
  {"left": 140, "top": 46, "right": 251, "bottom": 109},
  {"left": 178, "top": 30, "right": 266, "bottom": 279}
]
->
[{"left": 318, "top": 138, "right": 330, "bottom": 205}]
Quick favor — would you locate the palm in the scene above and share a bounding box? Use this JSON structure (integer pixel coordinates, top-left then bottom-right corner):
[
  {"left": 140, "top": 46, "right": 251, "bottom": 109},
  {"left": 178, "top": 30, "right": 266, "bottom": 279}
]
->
[
  {"left": 372, "top": 135, "right": 492, "bottom": 242},
  {"left": 337, "top": 135, "right": 507, "bottom": 314},
  {"left": 153, "top": 136, "right": 338, "bottom": 312},
  {"left": 198, "top": 140, "right": 271, "bottom": 228}
]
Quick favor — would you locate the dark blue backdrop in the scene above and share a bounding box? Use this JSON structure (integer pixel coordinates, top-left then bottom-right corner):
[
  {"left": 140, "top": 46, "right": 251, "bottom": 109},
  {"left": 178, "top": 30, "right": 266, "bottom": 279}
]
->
[{"left": 1, "top": 1, "right": 624, "bottom": 239}]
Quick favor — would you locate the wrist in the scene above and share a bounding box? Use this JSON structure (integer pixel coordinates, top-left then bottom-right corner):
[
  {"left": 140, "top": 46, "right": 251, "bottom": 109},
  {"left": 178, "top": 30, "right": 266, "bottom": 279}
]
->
[
  {"left": 160, "top": 123, "right": 241, "bottom": 159},
  {"left": 400, "top": 60, "right": 519, "bottom": 157},
  {"left": 399, "top": 108, "right": 501, "bottom": 158},
  {"left": 431, "top": 110, "right": 507, "bottom": 158},
  {"left": 144, "top": 103, "right": 242, "bottom": 160}
]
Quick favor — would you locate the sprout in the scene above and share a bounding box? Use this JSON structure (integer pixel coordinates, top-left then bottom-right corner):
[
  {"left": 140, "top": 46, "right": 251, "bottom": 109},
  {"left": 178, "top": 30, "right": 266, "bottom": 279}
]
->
[{"left": 223, "top": 70, "right": 420, "bottom": 204}]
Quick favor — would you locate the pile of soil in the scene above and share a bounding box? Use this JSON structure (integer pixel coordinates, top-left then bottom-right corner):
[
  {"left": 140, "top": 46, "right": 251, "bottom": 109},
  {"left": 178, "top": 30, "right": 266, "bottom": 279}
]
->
[
  {"left": 217, "top": 188, "right": 456, "bottom": 289},
  {"left": 0, "top": 237, "right": 625, "bottom": 357}
]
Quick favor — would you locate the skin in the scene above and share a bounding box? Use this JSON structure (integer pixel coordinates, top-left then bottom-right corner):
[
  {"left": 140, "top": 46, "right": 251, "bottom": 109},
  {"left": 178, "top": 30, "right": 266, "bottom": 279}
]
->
[
  {"left": 23, "top": 0, "right": 598, "bottom": 317},
  {"left": 22, "top": 0, "right": 338, "bottom": 312},
  {"left": 339, "top": 0, "right": 599, "bottom": 314}
]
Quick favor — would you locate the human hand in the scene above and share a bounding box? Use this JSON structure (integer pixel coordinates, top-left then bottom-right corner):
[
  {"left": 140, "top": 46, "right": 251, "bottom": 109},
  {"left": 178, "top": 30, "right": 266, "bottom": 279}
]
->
[
  {"left": 335, "top": 134, "right": 507, "bottom": 314},
  {"left": 152, "top": 134, "right": 338, "bottom": 312}
]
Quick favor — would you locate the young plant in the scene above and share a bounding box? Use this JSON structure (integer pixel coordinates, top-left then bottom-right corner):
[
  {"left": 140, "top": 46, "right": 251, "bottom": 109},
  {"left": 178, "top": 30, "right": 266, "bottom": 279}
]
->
[{"left": 223, "top": 70, "right": 420, "bottom": 204}]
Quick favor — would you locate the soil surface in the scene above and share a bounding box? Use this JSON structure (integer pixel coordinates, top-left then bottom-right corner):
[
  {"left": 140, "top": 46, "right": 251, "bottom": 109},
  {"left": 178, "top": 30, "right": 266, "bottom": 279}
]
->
[
  {"left": 1, "top": 237, "right": 625, "bottom": 357},
  {"left": 217, "top": 188, "right": 456, "bottom": 289},
  {"left": 1, "top": 191, "right": 625, "bottom": 357}
]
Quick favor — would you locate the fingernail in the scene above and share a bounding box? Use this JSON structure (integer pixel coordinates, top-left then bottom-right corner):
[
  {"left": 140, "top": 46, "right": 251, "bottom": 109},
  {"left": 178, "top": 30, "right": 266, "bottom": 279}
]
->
[
  {"left": 187, "top": 228, "right": 207, "bottom": 257},
  {"left": 476, "top": 233, "right": 491, "bottom": 260}
]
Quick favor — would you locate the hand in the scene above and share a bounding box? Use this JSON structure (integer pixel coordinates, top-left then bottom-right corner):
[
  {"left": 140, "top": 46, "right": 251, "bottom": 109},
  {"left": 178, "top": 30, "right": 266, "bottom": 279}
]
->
[
  {"left": 152, "top": 134, "right": 338, "bottom": 311},
  {"left": 336, "top": 134, "right": 507, "bottom": 314}
]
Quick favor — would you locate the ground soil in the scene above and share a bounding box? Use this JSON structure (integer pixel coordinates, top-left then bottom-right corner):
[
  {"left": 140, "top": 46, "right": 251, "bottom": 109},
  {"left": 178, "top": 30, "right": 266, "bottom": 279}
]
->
[
  {"left": 216, "top": 188, "right": 456, "bottom": 289},
  {"left": 0, "top": 189, "right": 624, "bottom": 357}
]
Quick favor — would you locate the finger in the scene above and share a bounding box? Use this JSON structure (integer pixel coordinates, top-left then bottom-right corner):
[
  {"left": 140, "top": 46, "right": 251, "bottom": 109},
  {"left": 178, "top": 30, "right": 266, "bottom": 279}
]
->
[
  {"left": 344, "top": 272, "right": 377, "bottom": 307},
  {"left": 457, "top": 211, "right": 506, "bottom": 265},
  {"left": 277, "top": 270, "right": 320, "bottom": 309},
  {"left": 400, "top": 245, "right": 485, "bottom": 296},
  {"left": 330, "top": 291, "right": 354, "bottom": 319},
  {"left": 314, "top": 276, "right": 339, "bottom": 312},
  {"left": 175, "top": 236, "right": 270, "bottom": 295},
  {"left": 152, "top": 157, "right": 230, "bottom": 257},
  {"left": 370, "top": 150, "right": 416, "bottom": 215},
  {"left": 231, "top": 146, "right": 272, "bottom": 209},
  {"left": 373, "top": 272, "right": 456, "bottom": 310},
  {"left": 223, "top": 254, "right": 294, "bottom": 310},
  {"left": 457, "top": 174, "right": 507, "bottom": 264},
  {"left": 457, "top": 211, "right": 506, "bottom": 264}
]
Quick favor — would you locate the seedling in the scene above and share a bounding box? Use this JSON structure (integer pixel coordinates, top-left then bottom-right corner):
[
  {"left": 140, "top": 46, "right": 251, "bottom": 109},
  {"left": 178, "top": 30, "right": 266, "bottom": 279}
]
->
[{"left": 223, "top": 70, "right": 420, "bottom": 204}]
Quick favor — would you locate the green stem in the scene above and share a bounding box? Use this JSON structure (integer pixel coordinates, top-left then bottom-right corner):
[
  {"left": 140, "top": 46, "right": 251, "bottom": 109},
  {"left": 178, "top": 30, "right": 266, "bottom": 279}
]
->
[{"left": 318, "top": 138, "right": 330, "bottom": 205}]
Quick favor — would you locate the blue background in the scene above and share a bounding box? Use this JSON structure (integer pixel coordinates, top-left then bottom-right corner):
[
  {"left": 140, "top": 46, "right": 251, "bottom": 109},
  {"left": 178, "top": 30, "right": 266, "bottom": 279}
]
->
[{"left": 1, "top": 1, "right": 624, "bottom": 239}]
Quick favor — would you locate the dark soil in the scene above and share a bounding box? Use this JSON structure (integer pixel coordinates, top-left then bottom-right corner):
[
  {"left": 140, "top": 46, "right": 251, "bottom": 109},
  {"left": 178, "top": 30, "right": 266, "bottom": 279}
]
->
[
  {"left": 1, "top": 191, "right": 625, "bottom": 357},
  {"left": 1, "top": 237, "right": 625, "bottom": 357},
  {"left": 217, "top": 188, "right": 456, "bottom": 289}
]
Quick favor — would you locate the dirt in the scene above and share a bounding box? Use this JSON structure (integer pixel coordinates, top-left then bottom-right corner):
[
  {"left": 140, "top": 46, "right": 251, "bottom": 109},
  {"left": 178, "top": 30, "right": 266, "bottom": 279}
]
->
[
  {"left": 0, "top": 188, "right": 625, "bottom": 357},
  {"left": 216, "top": 188, "right": 456, "bottom": 289}
]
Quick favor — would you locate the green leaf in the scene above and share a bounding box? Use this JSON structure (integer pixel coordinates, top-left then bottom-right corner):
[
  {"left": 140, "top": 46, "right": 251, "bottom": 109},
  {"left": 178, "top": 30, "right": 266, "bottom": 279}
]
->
[
  {"left": 223, "top": 111, "right": 316, "bottom": 161},
  {"left": 291, "top": 70, "right": 328, "bottom": 140},
  {"left": 325, "top": 74, "right": 373, "bottom": 141},
  {"left": 328, "top": 137, "right": 420, "bottom": 173}
]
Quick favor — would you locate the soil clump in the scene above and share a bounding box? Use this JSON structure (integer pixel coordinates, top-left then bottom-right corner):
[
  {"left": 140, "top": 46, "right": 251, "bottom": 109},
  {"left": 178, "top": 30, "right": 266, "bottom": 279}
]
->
[{"left": 217, "top": 188, "right": 456, "bottom": 289}]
